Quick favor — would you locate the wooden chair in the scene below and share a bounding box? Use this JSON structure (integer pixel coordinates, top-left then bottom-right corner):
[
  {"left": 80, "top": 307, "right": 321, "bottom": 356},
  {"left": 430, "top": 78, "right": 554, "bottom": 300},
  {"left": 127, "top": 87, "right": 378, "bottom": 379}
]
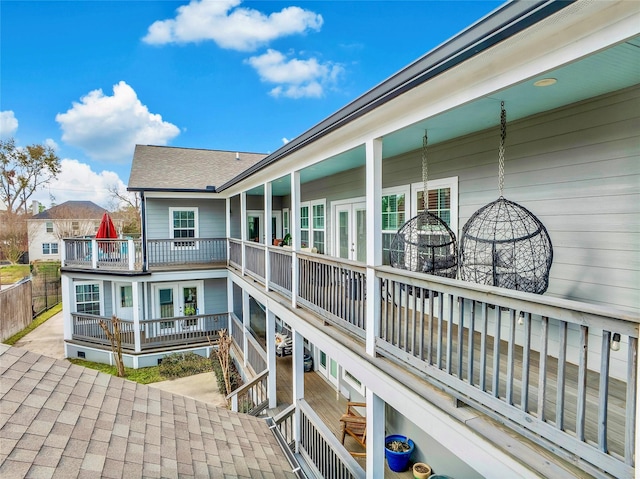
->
[{"left": 340, "top": 401, "right": 366, "bottom": 457}]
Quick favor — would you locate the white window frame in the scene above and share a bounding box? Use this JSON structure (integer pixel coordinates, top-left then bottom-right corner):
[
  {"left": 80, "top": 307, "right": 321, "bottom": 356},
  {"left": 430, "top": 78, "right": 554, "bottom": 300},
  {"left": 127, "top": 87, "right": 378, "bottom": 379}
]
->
[
  {"left": 283, "top": 208, "right": 290, "bottom": 237},
  {"left": 169, "top": 207, "right": 199, "bottom": 250},
  {"left": 74, "top": 281, "right": 103, "bottom": 316},
  {"left": 300, "top": 199, "right": 326, "bottom": 253},
  {"left": 45, "top": 221, "right": 53, "bottom": 233},
  {"left": 42, "top": 242, "right": 59, "bottom": 255},
  {"left": 410, "top": 176, "right": 459, "bottom": 234}
]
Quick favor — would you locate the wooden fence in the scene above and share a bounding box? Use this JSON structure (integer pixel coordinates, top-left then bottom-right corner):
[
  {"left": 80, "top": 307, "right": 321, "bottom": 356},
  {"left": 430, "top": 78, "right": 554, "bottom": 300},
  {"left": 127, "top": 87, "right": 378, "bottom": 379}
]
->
[{"left": 0, "top": 280, "right": 32, "bottom": 341}]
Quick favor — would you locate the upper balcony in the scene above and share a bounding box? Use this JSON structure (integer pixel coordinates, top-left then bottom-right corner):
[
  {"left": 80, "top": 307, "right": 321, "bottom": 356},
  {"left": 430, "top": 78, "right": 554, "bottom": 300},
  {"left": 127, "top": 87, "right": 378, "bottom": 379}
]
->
[{"left": 61, "top": 237, "right": 228, "bottom": 273}]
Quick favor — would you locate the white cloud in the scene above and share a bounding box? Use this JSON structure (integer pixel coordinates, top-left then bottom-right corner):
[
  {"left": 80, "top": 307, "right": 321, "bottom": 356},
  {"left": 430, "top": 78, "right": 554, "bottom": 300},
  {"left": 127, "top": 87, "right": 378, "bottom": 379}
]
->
[
  {"left": 281, "top": 137, "right": 290, "bottom": 145},
  {"left": 56, "top": 81, "right": 179, "bottom": 163},
  {"left": 246, "top": 49, "right": 343, "bottom": 98},
  {"left": 31, "top": 159, "right": 130, "bottom": 210},
  {"left": 0, "top": 111, "right": 19, "bottom": 138},
  {"left": 143, "top": 0, "right": 323, "bottom": 52}
]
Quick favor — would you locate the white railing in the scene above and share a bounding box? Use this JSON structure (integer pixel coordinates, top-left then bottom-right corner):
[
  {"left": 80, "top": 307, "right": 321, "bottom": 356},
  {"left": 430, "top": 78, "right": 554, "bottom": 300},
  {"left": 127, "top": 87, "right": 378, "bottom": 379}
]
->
[
  {"left": 246, "top": 331, "right": 267, "bottom": 374},
  {"left": 71, "top": 313, "right": 135, "bottom": 350},
  {"left": 229, "top": 238, "right": 243, "bottom": 269},
  {"left": 297, "top": 253, "right": 367, "bottom": 338},
  {"left": 71, "top": 312, "right": 227, "bottom": 352},
  {"left": 147, "top": 238, "right": 227, "bottom": 266},
  {"left": 376, "top": 266, "right": 637, "bottom": 478},
  {"left": 298, "top": 399, "right": 366, "bottom": 479},
  {"left": 226, "top": 369, "right": 269, "bottom": 416},
  {"left": 139, "top": 313, "right": 228, "bottom": 350},
  {"left": 268, "top": 246, "right": 292, "bottom": 297},
  {"left": 244, "top": 242, "right": 266, "bottom": 281},
  {"left": 64, "top": 238, "right": 142, "bottom": 271}
]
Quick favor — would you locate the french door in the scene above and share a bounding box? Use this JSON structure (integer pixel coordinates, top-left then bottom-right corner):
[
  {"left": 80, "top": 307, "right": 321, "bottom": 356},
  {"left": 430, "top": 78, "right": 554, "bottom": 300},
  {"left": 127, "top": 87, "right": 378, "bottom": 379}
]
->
[
  {"left": 334, "top": 202, "right": 367, "bottom": 262},
  {"left": 153, "top": 281, "right": 203, "bottom": 332}
]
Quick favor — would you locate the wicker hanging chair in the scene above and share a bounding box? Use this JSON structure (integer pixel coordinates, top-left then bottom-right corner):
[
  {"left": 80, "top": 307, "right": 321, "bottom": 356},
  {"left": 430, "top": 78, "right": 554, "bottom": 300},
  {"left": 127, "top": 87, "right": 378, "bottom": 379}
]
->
[
  {"left": 389, "top": 132, "right": 458, "bottom": 278},
  {"left": 459, "top": 102, "right": 553, "bottom": 293}
]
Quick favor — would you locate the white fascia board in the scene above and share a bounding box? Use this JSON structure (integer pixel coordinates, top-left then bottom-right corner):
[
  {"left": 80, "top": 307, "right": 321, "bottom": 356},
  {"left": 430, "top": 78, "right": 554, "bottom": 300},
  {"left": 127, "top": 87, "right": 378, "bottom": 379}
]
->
[
  {"left": 142, "top": 191, "right": 220, "bottom": 200},
  {"left": 229, "top": 270, "right": 537, "bottom": 477}
]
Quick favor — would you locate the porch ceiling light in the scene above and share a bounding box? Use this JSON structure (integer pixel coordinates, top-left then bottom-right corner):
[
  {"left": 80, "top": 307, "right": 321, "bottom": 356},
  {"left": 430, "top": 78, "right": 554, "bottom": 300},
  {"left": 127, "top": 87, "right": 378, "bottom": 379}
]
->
[
  {"left": 534, "top": 78, "right": 557, "bottom": 87},
  {"left": 611, "top": 333, "right": 621, "bottom": 352}
]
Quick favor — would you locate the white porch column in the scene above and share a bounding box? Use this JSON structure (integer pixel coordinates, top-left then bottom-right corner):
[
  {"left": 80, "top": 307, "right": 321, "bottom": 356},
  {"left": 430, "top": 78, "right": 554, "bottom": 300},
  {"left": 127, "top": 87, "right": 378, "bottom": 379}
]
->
[
  {"left": 292, "top": 328, "right": 304, "bottom": 452},
  {"left": 91, "top": 239, "right": 98, "bottom": 269},
  {"left": 227, "top": 277, "right": 234, "bottom": 332},
  {"left": 61, "top": 274, "right": 72, "bottom": 343},
  {"left": 290, "top": 171, "right": 300, "bottom": 308},
  {"left": 132, "top": 280, "right": 142, "bottom": 353},
  {"left": 366, "top": 138, "right": 383, "bottom": 356},
  {"left": 60, "top": 239, "right": 66, "bottom": 265},
  {"left": 366, "top": 389, "right": 386, "bottom": 478},
  {"left": 266, "top": 308, "right": 277, "bottom": 408},
  {"left": 264, "top": 181, "right": 272, "bottom": 292},
  {"left": 242, "top": 289, "right": 250, "bottom": 367},
  {"left": 240, "top": 191, "right": 247, "bottom": 276}
]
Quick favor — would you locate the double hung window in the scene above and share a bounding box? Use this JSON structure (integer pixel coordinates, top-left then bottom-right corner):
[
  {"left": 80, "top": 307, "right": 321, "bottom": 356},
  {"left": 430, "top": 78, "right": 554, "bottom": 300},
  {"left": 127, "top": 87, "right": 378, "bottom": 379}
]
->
[
  {"left": 42, "top": 243, "right": 59, "bottom": 255},
  {"left": 170, "top": 207, "right": 198, "bottom": 249},
  {"left": 300, "top": 200, "right": 325, "bottom": 253},
  {"left": 75, "top": 282, "right": 101, "bottom": 315}
]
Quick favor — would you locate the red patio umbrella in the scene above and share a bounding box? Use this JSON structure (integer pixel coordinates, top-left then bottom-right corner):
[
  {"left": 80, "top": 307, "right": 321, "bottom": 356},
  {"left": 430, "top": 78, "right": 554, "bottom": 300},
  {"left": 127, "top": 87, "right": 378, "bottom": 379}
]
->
[
  {"left": 96, "top": 212, "right": 118, "bottom": 239},
  {"left": 96, "top": 213, "right": 118, "bottom": 255}
]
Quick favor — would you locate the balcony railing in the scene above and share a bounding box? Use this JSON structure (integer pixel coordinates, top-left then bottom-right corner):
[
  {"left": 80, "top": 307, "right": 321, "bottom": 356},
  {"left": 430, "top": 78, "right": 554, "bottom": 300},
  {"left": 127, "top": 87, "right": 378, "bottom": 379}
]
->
[
  {"left": 71, "top": 312, "right": 228, "bottom": 352},
  {"left": 297, "top": 253, "right": 367, "bottom": 338},
  {"left": 375, "top": 266, "right": 637, "bottom": 479},
  {"left": 62, "top": 237, "right": 227, "bottom": 271},
  {"left": 244, "top": 242, "right": 266, "bottom": 281}
]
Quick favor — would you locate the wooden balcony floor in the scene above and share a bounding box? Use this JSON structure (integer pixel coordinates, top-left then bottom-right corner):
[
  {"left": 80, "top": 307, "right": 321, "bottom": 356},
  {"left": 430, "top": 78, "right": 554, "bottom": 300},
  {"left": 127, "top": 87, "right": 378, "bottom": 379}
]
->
[{"left": 270, "top": 355, "right": 416, "bottom": 478}]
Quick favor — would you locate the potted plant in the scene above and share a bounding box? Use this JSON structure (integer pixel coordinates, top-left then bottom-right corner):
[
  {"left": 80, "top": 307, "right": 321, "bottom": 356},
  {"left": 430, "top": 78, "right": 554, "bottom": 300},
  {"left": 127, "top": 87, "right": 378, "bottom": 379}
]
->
[
  {"left": 413, "top": 462, "right": 432, "bottom": 479},
  {"left": 384, "top": 435, "right": 414, "bottom": 472}
]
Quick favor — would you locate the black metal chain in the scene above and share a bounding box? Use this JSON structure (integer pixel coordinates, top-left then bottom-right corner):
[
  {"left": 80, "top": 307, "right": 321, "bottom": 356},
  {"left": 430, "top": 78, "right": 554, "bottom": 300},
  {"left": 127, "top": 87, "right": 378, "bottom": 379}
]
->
[
  {"left": 422, "top": 130, "right": 428, "bottom": 211},
  {"left": 498, "top": 101, "right": 506, "bottom": 197}
]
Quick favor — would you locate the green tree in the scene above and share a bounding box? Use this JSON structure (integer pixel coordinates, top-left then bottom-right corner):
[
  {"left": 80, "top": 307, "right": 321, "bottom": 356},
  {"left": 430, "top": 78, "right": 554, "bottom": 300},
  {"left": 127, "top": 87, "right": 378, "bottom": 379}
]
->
[{"left": 1, "top": 138, "right": 61, "bottom": 214}]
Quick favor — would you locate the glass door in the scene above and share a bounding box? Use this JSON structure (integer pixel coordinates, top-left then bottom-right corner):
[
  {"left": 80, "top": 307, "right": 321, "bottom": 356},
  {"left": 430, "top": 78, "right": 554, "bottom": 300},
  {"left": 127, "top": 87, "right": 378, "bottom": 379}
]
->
[
  {"left": 115, "top": 283, "right": 134, "bottom": 320},
  {"left": 335, "top": 202, "right": 366, "bottom": 262}
]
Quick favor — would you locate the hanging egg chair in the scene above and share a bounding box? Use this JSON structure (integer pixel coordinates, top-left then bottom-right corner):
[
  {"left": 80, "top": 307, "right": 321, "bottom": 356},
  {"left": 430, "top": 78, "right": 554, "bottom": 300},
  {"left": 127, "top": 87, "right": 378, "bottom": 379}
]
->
[
  {"left": 459, "top": 102, "right": 553, "bottom": 294},
  {"left": 389, "top": 132, "right": 458, "bottom": 279}
]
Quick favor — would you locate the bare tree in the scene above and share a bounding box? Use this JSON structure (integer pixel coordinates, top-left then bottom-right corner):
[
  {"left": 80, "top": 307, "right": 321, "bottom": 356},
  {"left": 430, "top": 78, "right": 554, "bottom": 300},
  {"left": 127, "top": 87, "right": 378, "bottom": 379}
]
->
[
  {"left": 108, "top": 184, "right": 141, "bottom": 234},
  {"left": 214, "top": 329, "right": 233, "bottom": 397},
  {"left": 0, "top": 212, "right": 28, "bottom": 263},
  {"left": 98, "top": 315, "right": 125, "bottom": 377},
  {"left": 1, "top": 138, "right": 61, "bottom": 214}
]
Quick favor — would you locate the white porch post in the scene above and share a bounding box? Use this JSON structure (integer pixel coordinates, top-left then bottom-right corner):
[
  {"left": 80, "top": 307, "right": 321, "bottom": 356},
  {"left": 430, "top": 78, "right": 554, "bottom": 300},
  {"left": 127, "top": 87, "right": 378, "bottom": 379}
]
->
[
  {"left": 366, "top": 137, "right": 383, "bottom": 357},
  {"left": 266, "top": 308, "right": 277, "bottom": 408},
  {"left": 240, "top": 191, "right": 247, "bottom": 276},
  {"left": 242, "top": 289, "right": 250, "bottom": 367},
  {"left": 132, "top": 280, "right": 142, "bottom": 354},
  {"left": 264, "top": 181, "right": 272, "bottom": 292},
  {"left": 127, "top": 239, "right": 135, "bottom": 270},
  {"left": 290, "top": 171, "right": 300, "bottom": 308},
  {"left": 91, "top": 239, "right": 98, "bottom": 269},
  {"left": 225, "top": 196, "right": 231, "bottom": 263},
  {"left": 366, "top": 389, "right": 385, "bottom": 478},
  {"left": 292, "top": 328, "right": 304, "bottom": 452},
  {"left": 227, "top": 277, "right": 234, "bottom": 332},
  {"left": 60, "top": 239, "right": 66, "bottom": 265},
  {"left": 61, "top": 275, "right": 72, "bottom": 343}
]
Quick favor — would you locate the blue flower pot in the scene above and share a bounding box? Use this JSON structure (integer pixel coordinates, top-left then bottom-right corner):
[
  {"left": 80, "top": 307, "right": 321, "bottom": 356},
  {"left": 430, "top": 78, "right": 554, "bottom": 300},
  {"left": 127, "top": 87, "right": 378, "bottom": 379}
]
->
[{"left": 385, "top": 435, "right": 415, "bottom": 472}]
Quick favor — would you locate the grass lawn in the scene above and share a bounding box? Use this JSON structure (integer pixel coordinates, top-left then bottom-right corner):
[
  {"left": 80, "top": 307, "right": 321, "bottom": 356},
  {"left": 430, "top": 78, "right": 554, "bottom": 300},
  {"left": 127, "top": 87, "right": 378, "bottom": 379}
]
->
[
  {"left": 67, "top": 359, "right": 165, "bottom": 384},
  {"left": 0, "top": 264, "right": 30, "bottom": 284}
]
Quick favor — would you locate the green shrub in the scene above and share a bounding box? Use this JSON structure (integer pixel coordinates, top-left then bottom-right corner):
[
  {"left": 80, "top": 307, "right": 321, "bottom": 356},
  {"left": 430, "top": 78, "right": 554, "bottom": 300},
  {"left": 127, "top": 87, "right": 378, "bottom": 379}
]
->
[
  {"left": 158, "top": 352, "right": 212, "bottom": 379},
  {"left": 210, "top": 351, "right": 242, "bottom": 395}
]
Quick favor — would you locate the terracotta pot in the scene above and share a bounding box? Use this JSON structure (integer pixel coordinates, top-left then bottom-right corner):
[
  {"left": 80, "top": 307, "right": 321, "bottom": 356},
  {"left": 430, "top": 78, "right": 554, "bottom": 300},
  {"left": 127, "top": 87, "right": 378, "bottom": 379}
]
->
[{"left": 413, "top": 462, "right": 432, "bottom": 479}]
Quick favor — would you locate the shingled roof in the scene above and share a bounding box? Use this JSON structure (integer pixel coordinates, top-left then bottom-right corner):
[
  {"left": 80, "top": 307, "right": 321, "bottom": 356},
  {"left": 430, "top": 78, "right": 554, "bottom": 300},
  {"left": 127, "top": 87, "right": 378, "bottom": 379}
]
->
[
  {"left": 0, "top": 345, "right": 296, "bottom": 478},
  {"left": 128, "top": 145, "right": 266, "bottom": 192},
  {"left": 31, "top": 201, "right": 106, "bottom": 220}
]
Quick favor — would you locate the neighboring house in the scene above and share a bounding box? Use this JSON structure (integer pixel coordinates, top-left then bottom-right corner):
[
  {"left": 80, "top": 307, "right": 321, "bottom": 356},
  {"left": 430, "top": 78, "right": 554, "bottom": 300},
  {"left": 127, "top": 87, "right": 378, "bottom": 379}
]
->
[
  {"left": 59, "top": 2, "right": 639, "bottom": 479},
  {"left": 27, "top": 200, "right": 121, "bottom": 262}
]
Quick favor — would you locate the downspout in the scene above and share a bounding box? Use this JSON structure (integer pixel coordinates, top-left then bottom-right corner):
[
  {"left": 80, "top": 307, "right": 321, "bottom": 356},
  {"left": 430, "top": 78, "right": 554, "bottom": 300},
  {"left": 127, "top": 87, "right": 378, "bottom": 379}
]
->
[{"left": 140, "top": 191, "right": 147, "bottom": 272}]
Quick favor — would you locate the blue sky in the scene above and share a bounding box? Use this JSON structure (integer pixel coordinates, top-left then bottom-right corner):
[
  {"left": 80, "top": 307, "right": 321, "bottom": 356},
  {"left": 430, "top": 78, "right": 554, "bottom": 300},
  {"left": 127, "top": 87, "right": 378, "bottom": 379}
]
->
[{"left": 1, "top": 0, "right": 502, "bottom": 209}]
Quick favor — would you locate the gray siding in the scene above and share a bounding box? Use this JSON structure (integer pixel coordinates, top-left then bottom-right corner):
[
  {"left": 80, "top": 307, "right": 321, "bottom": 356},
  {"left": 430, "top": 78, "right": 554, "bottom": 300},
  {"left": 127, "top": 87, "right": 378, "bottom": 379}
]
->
[
  {"left": 145, "top": 198, "right": 227, "bottom": 239},
  {"left": 299, "top": 86, "right": 640, "bottom": 312},
  {"left": 204, "top": 278, "right": 227, "bottom": 314}
]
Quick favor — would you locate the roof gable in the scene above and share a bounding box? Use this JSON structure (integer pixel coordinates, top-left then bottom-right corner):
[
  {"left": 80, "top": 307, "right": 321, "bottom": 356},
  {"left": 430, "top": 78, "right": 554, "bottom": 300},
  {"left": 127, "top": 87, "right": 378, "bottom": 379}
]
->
[
  {"left": 32, "top": 201, "right": 107, "bottom": 220},
  {"left": 128, "top": 145, "right": 266, "bottom": 192}
]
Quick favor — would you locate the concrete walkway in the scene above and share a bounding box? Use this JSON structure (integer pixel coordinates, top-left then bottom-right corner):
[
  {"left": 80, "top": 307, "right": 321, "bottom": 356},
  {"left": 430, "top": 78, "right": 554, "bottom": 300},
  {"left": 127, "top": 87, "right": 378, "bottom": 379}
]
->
[{"left": 11, "top": 310, "right": 226, "bottom": 405}]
